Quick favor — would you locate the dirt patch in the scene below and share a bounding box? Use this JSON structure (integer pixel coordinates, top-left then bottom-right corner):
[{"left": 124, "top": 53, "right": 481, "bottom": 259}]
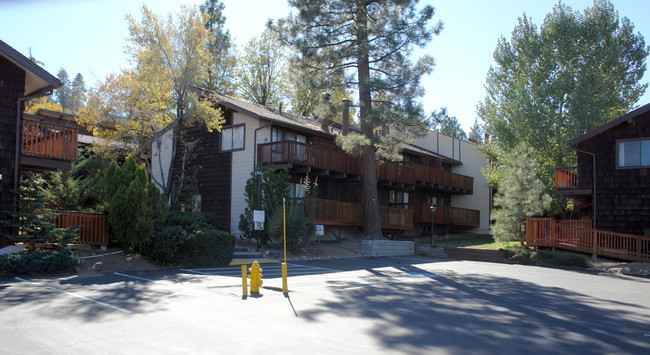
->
[
  {"left": 73, "top": 240, "right": 363, "bottom": 275},
  {"left": 75, "top": 246, "right": 166, "bottom": 275}
]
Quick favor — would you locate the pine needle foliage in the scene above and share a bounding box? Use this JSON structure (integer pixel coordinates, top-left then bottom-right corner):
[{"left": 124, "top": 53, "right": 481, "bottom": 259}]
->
[{"left": 491, "top": 143, "right": 551, "bottom": 244}]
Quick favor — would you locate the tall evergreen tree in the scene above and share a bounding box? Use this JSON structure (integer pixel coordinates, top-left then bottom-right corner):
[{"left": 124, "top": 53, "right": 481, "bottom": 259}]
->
[
  {"left": 468, "top": 118, "right": 484, "bottom": 143},
  {"left": 276, "top": 0, "right": 441, "bottom": 238},
  {"left": 200, "top": 0, "right": 237, "bottom": 95},
  {"left": 55, "top": 68, "right": 71, "bottom": 111},
  {"left": 431, "top": 107, "right": 467, "bottom": 140},
  {"left": 491, "top": 143, "right": 551, "bottom": 245},
  {"left": 69, "top": 73, "right": 86, "bottom": 114}
]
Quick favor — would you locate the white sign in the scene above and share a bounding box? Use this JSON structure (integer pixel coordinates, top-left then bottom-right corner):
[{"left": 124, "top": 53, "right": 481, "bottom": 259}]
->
[
  {"left": 315, "top": 224, "right": 325, "bottom": 236},
  {"left": 254, "top": 222, "right": 264, "bottom": 231},
  {"left": 253, "top": 210, "right": 265, "bottom": 223}
]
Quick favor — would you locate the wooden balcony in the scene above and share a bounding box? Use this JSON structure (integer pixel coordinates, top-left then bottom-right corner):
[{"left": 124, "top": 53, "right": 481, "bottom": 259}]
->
[
  {"left": 258, "top": 141, "right": 473, "bottom": 193},
  {"left": 411, "top": 203, "right": 480, "bottom": 227},
  {"left": 554, "top": 167, "right": 591, "bottom": 196},
  {"left": 22, "top": 118, "right": 78, "bottom": 170},
  {"left": 554, "top": 167, "right": 578, "bottom": 189},
  {"left": 305, "top": 198, "right": 413, "bottom": 231}
]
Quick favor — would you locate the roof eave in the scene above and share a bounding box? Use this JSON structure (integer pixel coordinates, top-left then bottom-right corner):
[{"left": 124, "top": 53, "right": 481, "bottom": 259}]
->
[{"left": 0, "top": 39, "right": 62, "bottom": 96}]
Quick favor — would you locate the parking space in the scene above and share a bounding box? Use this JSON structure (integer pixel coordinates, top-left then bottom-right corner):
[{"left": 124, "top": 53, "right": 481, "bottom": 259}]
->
[{"left": 3, "top": 257, "right": 649, "bottom": 354}]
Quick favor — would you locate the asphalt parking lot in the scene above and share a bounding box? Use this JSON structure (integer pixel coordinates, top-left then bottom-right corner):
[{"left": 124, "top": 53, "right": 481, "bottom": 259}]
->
[{"left": 1, "top": 256, "right": 649, "bottom": 354}]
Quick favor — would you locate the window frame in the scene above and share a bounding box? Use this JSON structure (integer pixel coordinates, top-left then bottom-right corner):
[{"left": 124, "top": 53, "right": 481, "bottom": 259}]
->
[
  {"left": 220, "top": 123, "right": 246, "bottom": 152},
  {"left": 616, "top": 137, "right": 650, "bottom": 169}
]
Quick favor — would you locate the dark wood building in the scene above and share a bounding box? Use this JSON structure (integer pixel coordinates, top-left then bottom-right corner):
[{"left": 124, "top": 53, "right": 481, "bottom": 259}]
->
[
  {"left": 0, "top": 40, "right": 76, "bottom": 248},
  {"left": 555, "top": 103, "right": 650, "bottom": 236}
]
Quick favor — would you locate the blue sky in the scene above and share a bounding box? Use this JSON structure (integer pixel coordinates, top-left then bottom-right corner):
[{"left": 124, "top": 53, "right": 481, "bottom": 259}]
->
[{"left": 1, "top": 0, "right": 649, "bottom": 132}]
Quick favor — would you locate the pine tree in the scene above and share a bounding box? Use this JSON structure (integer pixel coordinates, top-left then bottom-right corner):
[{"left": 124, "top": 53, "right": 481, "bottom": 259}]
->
[
  {"left": 491, "top": 143, "right": 551, "bottom": 245},
  {"left": 276, "top": 0, "right": 442, "bottom": 238},
  {"left": 2, "top": 173, "right": 79, "bottom": 248}
]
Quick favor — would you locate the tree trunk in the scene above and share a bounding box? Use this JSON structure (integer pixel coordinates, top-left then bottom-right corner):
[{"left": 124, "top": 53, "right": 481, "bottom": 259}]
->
[{"left": 356, "top": 1, "right": 383, "bottom": 239}]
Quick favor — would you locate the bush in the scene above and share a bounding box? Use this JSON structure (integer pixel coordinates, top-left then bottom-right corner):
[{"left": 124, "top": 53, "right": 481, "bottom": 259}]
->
[
  {"left": 144, "top": 225, "right": 188, "bottom": 266},
  {"left": 504, "top": 248, "right": 589, "bottom": 268},
  {"left": 268, "top": 201, "right": 314, "bottom": 254},
  {"left": 144, "top": 213, "right": 235, "bottom": 267},
  {"left": 0, "top": 249, "right": 79, "bottom": 276},
  {"left": 530, "top": 250, "right": 589, "bottom": 268},
  {"left": 178, "top": 228, "right": 235, "bottom": 267}
]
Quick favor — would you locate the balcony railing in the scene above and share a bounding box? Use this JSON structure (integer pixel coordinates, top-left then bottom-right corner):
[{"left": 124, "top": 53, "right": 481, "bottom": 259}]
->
[
  {"left": 304, "top": 199, "right": 478, "bottom": 230},
  {"left": 554, "top": 167, "right": 579, "bottom": 189},
  {"left": 22, "top": 118, "right": 78, "bottom": 162},
  {"left": 258, "top": 141, "right": 473, "bottom": 192},
  {"left": 305, "top": 198, "right": 413, "bottom": 230},
  {"left": 411, "top": 203, "right": 480, "bottom": 227}
]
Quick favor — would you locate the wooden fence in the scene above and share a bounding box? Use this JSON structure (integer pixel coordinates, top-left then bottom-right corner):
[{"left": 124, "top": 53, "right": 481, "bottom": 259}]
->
[
  {"left": 55, "top": 210, "right": 109, "bottom": 246},
  {"left": 526, "top": 218, "right": 650, "bottom": 262}
]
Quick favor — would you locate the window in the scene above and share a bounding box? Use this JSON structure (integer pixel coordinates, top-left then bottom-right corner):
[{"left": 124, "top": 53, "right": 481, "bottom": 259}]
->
[
  {"left": 389, "top": 191, "right": 409, "bottom": 207},
  {"left": 221, "top": 124, "right": 245, "bottom": 151},
  {"left": 618, "top": 138, "right": 650, "bottom": 168},
  {"left": 272, "top": 127, "right": 306, "bottom": 143},
  {"left": 289, "top": 183, "right": 306, "bottom": 198}
]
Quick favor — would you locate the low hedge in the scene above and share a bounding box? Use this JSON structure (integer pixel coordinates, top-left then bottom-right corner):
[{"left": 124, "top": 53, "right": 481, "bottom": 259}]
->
[
  {"left": 0, "top": 249, "right": 79, "bottom": 276},
  {"left": 503, "top": 248, "right": 589, "bottom": 268},
  {"left": 145, "top": 214, "right": 235, "bottom": 267}
]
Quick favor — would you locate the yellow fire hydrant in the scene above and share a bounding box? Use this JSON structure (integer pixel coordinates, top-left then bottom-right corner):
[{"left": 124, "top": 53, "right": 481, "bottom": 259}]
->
[{"left": 248, "top": 260, "right": 263, "bottom": 294}]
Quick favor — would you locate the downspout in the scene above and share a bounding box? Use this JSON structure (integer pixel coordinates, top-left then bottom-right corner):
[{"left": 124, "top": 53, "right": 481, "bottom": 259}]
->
[
  {"left": 14, "top": 91, "right": 54, "bottom": 198},
  {"left": 253, "top": 121, "right": 271, "bottom": 171},
  {"left": 575, "top": 148, "right": 596, "bottom": 228}
]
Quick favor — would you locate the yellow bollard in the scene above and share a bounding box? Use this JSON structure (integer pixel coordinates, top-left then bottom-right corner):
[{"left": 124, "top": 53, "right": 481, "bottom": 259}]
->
[
  {"left": 241, "top": 265, "right": 248, "bottom": 297},
  {"left": 248, "top": 260, "right": 263, "bottom": 294},
  {"left": 282, "top": 262, "right": 288, "bottom": 293}
]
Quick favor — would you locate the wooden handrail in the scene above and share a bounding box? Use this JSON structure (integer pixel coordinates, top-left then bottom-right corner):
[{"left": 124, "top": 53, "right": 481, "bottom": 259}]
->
[
  {"left": 258, "top": 141, "right": 473, "bottom": 192},
  {"left": 305, "top": 198, "right": 413, "bottom": 230},
  {"left": 22, "top": 118, "right": 78, "bottom": 161},
  {"left": 411, "top": 203, "right": 480, "bottom": 227},
  {"left": 526, "top": 218, "right": 650, "bottom": 262}
]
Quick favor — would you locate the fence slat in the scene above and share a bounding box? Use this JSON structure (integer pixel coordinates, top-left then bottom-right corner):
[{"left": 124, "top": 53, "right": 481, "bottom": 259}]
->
[
  {"left": 527, "top": 218, "right": 650, "bottom": 262},
  {"left": 55, "top": 210, "right": 109, "bottom": 246}
]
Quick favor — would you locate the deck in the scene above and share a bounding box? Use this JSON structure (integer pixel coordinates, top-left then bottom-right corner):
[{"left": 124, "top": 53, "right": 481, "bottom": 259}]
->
[
  {"left": 22, "top": 118, "right": 78, "bottom": 170},
  {"left": 305, "top": 199, "right": 480, "bottom": 230},
  {"left": 258, "top": 141, "right": 473, "bottom": 193}
]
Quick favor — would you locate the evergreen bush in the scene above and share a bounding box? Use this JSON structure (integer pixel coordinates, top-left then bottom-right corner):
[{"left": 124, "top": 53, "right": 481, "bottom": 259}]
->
[
  {"left": 105, "top": 157, "right": 167, "bottom": 252},
  {"left": 0, "top": 249, "right": 79, "bottom": 276},
  {"left": 145, "top": 213, "right": 235, "bottom": 267}
]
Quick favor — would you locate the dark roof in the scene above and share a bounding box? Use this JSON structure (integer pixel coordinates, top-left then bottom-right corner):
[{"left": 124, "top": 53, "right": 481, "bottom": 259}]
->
[
  {"left": 189, "top": 86, "right": 329, "bottom": 136},
  {"left": 570, "top": 102, "right": 650, "bottom": 146},
  {"left": 189, "top": 86, "right": 465, "bottom": 163},
  {"left": 0, "top": 39, "right": 62, "bottom": 96}
]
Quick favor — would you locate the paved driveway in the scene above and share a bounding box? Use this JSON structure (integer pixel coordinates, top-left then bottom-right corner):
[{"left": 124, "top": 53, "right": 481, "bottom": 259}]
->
[{"left": 1, "top": 256, "right": 649, "bottom": 354}]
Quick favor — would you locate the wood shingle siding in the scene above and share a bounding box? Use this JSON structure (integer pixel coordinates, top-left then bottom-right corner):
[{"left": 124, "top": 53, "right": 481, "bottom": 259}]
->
[{"left": 0, "top": 55, "right": 23, "bottom": 248}]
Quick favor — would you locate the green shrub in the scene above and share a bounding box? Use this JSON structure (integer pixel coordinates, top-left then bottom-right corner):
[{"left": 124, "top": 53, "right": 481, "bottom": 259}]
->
[
  {"left": 530, "top": 250, "right": 589, "bottom": 268},
  {"left": 145, "top": 213, "right": 235, "bottom": 267},
  {"left": 0, "top": 249, "right": 79, "bottom": 276},
  {"left": 268, "top": 201, "right": 314, "bottom": 254},
  {"left": 106, "top": 157, "right": 167, "bottom": 252},
  {"left": 178, "top": 228, "right": 235, "bottom": 267},
  {"left": 165, "top": 210, "right": 207, "bottom": 228},
  {"left": 144, "top": 225, "right": 188, "bottom": 265}
]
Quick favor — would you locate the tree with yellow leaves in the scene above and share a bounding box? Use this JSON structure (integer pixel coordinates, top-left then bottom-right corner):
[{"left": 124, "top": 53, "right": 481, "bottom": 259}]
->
[{"left": 80, "top": 5, "right": 225, "bottom": 204}]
